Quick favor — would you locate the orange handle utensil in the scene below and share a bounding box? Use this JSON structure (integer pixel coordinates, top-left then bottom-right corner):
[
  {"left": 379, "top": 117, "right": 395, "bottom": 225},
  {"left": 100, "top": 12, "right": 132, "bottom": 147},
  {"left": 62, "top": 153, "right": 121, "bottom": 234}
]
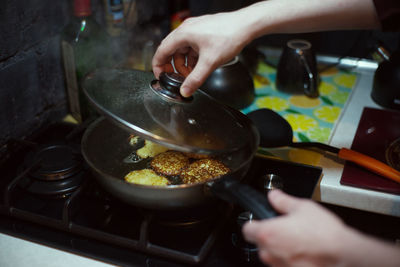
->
[{"left": 338, "top": 148, "right": 400, "bottom": 184}]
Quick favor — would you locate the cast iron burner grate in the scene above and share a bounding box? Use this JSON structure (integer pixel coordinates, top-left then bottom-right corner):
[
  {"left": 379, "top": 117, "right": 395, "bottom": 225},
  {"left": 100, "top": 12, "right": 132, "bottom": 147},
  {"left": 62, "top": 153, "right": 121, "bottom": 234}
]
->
[
  {"left": 67, "top": 181, "right": 234, "bottom": 265},
  {"left": 17, "top": 144, "right": 84, "bottom": 198},
  {"left": 24, "top": 144, "right": 83, "bottom": 181}
]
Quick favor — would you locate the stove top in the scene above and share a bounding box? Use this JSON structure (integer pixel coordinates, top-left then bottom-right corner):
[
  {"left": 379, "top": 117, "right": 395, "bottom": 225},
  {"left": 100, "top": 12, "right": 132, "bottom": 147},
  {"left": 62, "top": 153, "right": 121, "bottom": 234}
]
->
[{"left": 0, "top": 120, "right": 322, "bottom": 266}]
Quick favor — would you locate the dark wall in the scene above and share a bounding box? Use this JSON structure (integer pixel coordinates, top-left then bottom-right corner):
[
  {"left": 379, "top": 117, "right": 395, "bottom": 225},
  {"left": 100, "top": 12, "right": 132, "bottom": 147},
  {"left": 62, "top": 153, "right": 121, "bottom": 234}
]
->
[
  {"left": 0, "top": 0, "right": 168, "bottom": 148},
  {"left": 0, "top": 0, "right": 71, "bottom": 146},
  {"left": 0, "top": 0, "right": 109, "bottom": 147}
]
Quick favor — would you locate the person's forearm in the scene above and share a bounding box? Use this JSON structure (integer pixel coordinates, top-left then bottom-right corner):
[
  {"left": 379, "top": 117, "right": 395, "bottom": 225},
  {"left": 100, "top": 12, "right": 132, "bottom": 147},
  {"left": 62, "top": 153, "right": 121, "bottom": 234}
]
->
[
  {"left": 235, "top": 0, "right": 380, "bottom": 43},
  {"left": 336, "top": 227, "right": 400, "bottom": 267}
]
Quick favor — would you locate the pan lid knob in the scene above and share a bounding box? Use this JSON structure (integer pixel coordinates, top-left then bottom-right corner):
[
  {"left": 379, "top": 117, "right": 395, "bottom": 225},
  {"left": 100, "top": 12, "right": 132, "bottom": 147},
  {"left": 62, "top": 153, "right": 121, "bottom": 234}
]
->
[{"left": 151, "top": 72, "right": 192, "bottom": 102}]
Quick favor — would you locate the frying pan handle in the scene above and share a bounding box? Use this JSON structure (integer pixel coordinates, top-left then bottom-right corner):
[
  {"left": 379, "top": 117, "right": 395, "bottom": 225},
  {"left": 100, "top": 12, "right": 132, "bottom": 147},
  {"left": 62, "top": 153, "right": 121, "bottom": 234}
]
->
[
  {"left": 209, "top": 179, "right": 279, "bottom": 219},
  {"left": 338, "top": 148, "right": 400, "bottom": 184}
]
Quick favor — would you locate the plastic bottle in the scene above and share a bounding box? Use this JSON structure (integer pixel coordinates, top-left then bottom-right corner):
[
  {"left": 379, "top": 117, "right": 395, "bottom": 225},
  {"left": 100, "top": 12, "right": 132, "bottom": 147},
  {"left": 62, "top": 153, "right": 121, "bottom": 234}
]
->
[
  {"left": 103, "top": 0, "right": 124, "bottom": 37},
  {"left": 61, "top": 0, "right": 114, "bottom": 123}
]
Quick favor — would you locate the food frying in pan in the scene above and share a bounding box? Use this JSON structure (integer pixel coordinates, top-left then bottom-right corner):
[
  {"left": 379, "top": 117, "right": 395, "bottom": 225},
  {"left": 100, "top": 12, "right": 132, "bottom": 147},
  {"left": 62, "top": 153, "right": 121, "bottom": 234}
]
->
[
  {"left": 124, "top": 169, "right": 170, "bottom": 186},
  {"left": 181, "top": 158, "right": 230, "bottom": 184},
  {"left": 128, "top": 134, "right": 140, "bottom": 146},
  {"left": 124, "top": 151, "right": 230, "bottom": 186},
  {"left": 136, "top": 140, "right": 169, "bottom": 158},
  {"left": 150, "top": 151, "right": 190, "bottom": 176},
  {"left": 124, "top": 136, "right": 231, "bottom": 186}
]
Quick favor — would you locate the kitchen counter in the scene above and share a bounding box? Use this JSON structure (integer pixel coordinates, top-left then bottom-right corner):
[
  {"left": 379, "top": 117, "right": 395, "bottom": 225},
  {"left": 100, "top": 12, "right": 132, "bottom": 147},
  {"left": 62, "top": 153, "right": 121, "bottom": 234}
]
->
[
  {"left": 313, "top": 56, "right": 400, "bottom": 217},
  {"left": 257, "top": 47, "right": 400, "bottom": 217},
  {"left": 0, "top": 233, "right": 112, "bottom": 267}
]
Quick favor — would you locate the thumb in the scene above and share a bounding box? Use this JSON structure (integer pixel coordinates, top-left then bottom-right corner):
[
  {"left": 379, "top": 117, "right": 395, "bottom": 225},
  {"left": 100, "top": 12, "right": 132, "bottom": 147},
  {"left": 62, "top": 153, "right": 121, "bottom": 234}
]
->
[
  {"left": 268, "top": 189, "right": 303, "bottom": 214},
  {"left": 180, "top": 56, "right": 216, "bottom": 97}
]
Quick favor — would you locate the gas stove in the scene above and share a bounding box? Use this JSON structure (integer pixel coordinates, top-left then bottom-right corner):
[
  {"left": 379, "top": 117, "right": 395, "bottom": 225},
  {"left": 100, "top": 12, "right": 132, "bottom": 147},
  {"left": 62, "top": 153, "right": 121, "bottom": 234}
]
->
[{"left": 0, "top": 119, "right": 322, "bottom": 266}]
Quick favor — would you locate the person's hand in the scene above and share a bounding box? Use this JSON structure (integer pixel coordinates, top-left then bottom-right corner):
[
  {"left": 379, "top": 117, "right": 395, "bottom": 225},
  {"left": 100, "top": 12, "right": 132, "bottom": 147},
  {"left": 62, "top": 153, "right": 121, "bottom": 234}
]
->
[
  {"left": 152, "top": 11, "right": 252, "bottom": 97},
  {"left": 152, "top": 0, "right": 380, "bottom": 98},
  {"left": 243, "top": 190, "right": 400, "bottom": 267},
  {"left": 242, "top": 190, "right": 351, "bottom": 266}
]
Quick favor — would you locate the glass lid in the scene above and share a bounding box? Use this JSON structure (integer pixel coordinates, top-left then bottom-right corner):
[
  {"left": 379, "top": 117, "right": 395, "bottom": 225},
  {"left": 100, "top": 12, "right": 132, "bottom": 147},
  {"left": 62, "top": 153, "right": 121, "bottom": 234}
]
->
[{"left": 82, "top": 68, "right": 256, "bottom": 155}]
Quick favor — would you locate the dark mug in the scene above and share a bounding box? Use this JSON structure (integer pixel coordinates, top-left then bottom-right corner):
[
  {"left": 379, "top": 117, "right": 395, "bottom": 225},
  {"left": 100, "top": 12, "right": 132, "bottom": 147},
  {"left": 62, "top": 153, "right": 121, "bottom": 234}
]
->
[
  {"left": 371, "top": 49, "right": 400, "bottom": 110},
  {"left": 276, "top": 39, "right": 319, "bottom": 98}
]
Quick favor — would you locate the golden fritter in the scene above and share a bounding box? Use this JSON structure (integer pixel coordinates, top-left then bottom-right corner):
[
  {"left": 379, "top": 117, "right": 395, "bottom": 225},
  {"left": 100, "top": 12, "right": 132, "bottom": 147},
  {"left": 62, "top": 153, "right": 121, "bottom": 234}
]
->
[
  {"left": 181, "top": 158, "right": 230, "bottom": 184},
  {"left": 136, "top": 140, "right": 169, "bottom": 159},
  {"left": 151, "top": 151, "right": 189, "bottom": 176},
  {"left": 124, "top": 169, "right": 169, "bottom": 186},
  {"left": 128, "top": 134, "right": 140, "bottom": 146}
]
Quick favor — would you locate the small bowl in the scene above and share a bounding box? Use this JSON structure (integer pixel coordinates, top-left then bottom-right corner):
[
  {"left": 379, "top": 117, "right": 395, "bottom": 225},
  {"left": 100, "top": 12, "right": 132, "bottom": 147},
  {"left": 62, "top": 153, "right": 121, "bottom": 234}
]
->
[{"left": 201, "top": 56, "right": 255, "bottom": 109}]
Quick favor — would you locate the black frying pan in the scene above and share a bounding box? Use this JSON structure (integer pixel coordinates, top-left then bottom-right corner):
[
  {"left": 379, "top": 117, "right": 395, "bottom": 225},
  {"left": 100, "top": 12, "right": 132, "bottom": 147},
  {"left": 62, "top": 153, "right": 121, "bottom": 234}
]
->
[{"left": 81, "top": 116, "right": 278, "bottom": 219}]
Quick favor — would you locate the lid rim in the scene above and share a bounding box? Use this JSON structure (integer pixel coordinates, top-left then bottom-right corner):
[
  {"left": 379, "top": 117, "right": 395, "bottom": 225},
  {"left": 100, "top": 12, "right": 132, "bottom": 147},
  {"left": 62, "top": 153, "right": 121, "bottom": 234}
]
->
[{"left": 82, "top": 68, "right": 257, "bottom": 155}]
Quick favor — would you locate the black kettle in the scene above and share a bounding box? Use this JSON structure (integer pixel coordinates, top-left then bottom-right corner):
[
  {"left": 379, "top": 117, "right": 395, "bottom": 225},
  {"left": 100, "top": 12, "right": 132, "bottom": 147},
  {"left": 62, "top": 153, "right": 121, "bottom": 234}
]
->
[{"left": 371, "top": 48, "right": 400, "bottom": 110}]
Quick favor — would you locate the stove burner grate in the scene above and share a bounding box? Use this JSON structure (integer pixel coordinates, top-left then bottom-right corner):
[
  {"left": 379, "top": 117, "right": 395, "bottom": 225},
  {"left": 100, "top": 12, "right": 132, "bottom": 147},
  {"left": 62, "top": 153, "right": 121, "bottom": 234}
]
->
[
  {"left": 24, "top": 144, "right": 83, "bottom": 181},
  {"left": 18, "top": 172, "right": 85, "bottom": 198},
  {"left": 17, "top": 144, "right": 85, "bottom": 198}
]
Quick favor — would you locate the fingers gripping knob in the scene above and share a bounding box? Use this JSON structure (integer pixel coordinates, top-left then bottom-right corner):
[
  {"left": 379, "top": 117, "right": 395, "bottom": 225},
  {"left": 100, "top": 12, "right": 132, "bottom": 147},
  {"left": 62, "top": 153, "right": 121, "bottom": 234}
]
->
[
  {"left": 152, "top": 72, "right": 192, "bottom": 102},
  {"left": 160, "top": 72, "right": 184, "bottom": 90}
]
